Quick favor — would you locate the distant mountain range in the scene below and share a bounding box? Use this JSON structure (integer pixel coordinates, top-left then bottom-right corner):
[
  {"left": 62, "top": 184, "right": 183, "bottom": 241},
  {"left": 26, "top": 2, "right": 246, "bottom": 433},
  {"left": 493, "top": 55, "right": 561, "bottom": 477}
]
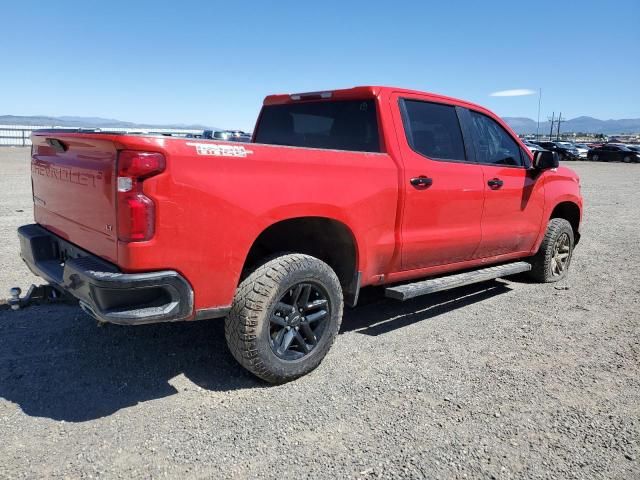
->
[
  {"left": 0, "top": 115, "right": 217, "bottom": 131},
  {"left": 1, "top": 114, "right": 638, "bottom": 135},
  {"left": 503, "top": 116, "right": 640, "bottom": 135}
]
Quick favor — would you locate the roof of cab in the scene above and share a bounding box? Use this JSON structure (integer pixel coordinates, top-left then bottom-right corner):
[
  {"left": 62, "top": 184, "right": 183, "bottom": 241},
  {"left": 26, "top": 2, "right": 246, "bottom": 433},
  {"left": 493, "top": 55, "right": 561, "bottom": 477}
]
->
[{"left": 262, "top": 85, "right": 490, "bottom": 114}]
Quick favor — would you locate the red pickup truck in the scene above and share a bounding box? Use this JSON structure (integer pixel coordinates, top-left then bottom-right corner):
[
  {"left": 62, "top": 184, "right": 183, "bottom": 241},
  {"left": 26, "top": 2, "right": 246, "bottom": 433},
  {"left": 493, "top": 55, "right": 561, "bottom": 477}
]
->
[{"left": 17, "top": 86, "right": 582, "bottom": 383}]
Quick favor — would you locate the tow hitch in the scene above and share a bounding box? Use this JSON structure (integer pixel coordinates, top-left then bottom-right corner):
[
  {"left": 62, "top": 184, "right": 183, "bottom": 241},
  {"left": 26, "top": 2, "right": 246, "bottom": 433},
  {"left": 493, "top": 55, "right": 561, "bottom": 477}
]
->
[{"left": 7, "top": 284, "right": 66, "bottom": 310}]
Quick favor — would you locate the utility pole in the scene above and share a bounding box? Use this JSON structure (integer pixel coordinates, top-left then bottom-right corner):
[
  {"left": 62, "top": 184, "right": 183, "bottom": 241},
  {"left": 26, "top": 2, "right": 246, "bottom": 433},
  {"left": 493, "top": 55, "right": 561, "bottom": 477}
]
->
[
  {"left": 536, "top": 88, "right": 542, "bottom": 140},
  {"left": 556, "top": 112, "right": 564, "bottom": 140},
  {"left": 548, "top": 112, "right": 555, "bottom": 141}
]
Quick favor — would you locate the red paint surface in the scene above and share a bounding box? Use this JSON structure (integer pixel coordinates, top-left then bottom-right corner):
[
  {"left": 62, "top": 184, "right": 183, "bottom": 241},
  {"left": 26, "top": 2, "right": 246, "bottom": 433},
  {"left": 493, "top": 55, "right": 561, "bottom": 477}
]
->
[{"left": 30, "top": 86, "right": 582, "bottom": 316}]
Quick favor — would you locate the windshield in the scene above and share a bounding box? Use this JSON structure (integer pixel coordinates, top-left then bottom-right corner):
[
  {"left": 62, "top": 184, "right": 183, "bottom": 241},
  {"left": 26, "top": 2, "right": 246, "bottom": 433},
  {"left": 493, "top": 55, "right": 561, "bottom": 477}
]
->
[{"left": 254, "top": 100, "right": 380, "bottom": 152}]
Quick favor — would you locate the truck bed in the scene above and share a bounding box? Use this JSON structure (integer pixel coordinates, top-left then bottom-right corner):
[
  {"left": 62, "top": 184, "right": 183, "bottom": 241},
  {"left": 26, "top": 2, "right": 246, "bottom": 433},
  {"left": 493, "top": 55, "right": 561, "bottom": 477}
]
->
[{"left": 29, "top": 130, "right": 399, "bottom": 312}]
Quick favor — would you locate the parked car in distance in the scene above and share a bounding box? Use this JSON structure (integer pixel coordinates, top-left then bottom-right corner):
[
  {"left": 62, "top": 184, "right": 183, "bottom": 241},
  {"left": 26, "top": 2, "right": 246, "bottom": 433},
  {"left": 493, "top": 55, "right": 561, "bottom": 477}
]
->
[
  {"left": 572, "top": 143, "right": 590, "bottom": 159},
  {"left": 586, "top": 143, "right": 604, "bottom": 150},
  {"left": 532, "top": 141, "right": 580, "bottom": 161},
  {"left": 19, "top": 85, "right": 583, "bottom": 383},
  {"left": 588, "top": 144, "right": 640, "bottom": 163},
  {"left": 203, "top": 130, "right": 252, "bottom": 142},
  {"left": 554, "top": 142, "right": 582, "bottom": 160},
  {"left": 625, "top": 145, "right": 640, "bottom": 154},
  {"left": 523, "top": 140, "right": 545, "bottom": 153}
]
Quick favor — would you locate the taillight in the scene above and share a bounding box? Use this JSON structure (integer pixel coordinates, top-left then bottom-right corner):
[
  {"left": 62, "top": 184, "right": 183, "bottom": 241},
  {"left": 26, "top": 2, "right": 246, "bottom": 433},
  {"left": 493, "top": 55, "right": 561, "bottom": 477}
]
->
[{"left": 117, "top": 150, "right": 165, "bottom": 242}]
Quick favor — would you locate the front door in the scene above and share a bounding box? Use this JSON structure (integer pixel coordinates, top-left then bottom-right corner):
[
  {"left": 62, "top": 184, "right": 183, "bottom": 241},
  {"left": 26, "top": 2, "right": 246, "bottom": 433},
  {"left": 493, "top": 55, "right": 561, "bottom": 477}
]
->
[
  {"left": 466, "top": 109, "right": 545, "bottom": 257},
  {"left": 391, "top": 95, "right": 485, "bottom": 270}
]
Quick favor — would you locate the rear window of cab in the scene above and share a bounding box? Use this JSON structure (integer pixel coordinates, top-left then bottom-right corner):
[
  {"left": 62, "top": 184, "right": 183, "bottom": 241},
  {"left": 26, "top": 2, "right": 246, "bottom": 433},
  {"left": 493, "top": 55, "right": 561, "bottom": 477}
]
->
[{"left": 254, "top": 100, "right": 380, "bottom": 153}]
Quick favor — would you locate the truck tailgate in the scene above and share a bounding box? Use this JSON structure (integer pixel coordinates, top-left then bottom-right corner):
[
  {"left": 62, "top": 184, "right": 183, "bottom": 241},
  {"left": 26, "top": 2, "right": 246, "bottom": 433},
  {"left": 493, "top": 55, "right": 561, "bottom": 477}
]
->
[{"left": 31, "top": 134, "right": 118, "bottom": 263}]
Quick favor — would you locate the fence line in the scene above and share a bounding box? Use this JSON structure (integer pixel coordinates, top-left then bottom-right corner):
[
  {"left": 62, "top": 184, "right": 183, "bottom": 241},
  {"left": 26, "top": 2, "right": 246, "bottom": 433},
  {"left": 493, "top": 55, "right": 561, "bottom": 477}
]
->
[
  {"left": 0, "top": 125, "right": 203, "bottom": 146},
  {"left": 0, "top": 128, "right": 31, "bottom": 146}
]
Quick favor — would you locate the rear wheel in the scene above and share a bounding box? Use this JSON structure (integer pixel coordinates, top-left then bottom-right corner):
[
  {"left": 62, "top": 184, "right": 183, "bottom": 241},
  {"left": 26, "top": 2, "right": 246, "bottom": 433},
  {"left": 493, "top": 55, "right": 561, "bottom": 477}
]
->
[
  {"left": 528, "top": 218, "right": 575, "bottom": 282},
  {"left": 225, "top": 254, "right": 343, "bottom": 383},
  {"left": 592, "top": 154, "right": 599, "bottom": 162}
]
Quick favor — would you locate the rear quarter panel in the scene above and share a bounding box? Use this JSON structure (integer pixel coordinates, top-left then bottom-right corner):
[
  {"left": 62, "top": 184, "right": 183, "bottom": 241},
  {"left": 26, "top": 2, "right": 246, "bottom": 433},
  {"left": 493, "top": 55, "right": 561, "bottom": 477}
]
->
[{"left": 115, "top": 136, "right": 399, "bottom": 311}]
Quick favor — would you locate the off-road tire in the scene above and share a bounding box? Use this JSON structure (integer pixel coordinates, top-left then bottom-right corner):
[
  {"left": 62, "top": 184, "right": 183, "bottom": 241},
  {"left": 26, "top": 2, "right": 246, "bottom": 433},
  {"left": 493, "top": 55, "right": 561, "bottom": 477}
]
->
[
  {"left": 225, "top": 254, "right": 343, "bottom": 383},
  {"left": 528, "top": 218, "right": 575, "bottom": 282}
]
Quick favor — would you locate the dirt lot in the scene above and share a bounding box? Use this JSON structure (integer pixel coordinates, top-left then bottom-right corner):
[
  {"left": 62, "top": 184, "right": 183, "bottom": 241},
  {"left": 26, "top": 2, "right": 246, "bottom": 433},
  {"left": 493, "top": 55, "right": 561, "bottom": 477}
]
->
[{"left": 0, "top": 147, "right": 638, "bottom": 479}]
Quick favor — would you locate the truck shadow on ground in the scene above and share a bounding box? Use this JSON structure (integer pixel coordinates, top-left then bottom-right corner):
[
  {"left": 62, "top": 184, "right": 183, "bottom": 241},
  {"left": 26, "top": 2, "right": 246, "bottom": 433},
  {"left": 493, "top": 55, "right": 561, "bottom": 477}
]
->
[
  {"left": 0, "top": 281, "right": 511, "bottom": 422},
  {"left": 342, "top": 281, "right": 511, "bottom": 336}
]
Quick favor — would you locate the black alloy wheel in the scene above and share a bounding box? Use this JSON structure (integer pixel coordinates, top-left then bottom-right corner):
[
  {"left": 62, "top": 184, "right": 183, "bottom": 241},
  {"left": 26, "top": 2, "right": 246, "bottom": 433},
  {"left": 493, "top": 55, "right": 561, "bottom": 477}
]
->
[
  {"left": 225, "top": 253, "right": 344, "bottom": 383},
  {"left": 269, "top": 283, "right": 330, "bottom": 361}
]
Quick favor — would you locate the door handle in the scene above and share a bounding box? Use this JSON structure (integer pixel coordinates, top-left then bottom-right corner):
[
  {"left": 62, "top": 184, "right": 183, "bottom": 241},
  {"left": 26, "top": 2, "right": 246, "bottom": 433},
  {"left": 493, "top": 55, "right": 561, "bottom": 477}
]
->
[
  {"left": 487, "top": 178, "right": 504, "bottom": 189},
  {"left": 410, "top": 176, "right": 433, "bottom": 188}
]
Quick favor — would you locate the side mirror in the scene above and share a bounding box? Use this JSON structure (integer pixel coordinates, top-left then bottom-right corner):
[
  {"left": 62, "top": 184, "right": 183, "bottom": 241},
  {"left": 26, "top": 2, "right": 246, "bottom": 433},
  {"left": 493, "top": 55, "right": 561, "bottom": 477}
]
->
[{"left": 533, "top": 150, "right": 559, "bottom": 170}]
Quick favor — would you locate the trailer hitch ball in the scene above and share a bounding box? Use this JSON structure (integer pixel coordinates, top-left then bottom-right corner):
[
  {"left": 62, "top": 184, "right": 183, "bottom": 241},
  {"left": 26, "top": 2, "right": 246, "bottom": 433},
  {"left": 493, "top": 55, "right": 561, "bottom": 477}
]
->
[{"left": 9, "top": 287, "right": 22, "bottom": 310}]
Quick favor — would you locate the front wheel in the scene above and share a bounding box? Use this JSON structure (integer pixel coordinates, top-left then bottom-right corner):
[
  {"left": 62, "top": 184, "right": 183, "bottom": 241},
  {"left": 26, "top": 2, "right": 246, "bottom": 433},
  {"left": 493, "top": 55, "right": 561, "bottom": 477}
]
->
[
  {"left": 592, "top": 154, "right": 599, "bottom": 162},
  {"left": 528, "top": 218, "right": 575, "bottom": 282},
  {"left": 225, "top": 254, "right": 343, "bottom": 383},
  {"left": 623, "top": 155, "right": 632, "bottom": 163}
]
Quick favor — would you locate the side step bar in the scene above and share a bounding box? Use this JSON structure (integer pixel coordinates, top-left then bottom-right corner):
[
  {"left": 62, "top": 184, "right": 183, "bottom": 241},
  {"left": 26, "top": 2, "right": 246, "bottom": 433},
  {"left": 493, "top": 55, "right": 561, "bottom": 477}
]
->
[{"left": 385, "top": 262, "right": 532, "bottom": 301}]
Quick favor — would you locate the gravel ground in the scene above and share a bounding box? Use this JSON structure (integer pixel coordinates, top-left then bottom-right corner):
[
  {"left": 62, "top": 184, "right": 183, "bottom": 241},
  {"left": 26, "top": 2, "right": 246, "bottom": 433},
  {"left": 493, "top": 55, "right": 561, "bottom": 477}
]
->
[{"left": 0, "top": 147, "right": 638, "bottom": 479}]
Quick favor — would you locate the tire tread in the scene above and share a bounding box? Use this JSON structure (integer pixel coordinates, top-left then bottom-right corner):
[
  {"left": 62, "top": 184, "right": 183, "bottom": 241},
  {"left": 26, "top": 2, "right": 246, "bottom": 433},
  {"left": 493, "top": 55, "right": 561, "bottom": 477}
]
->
[
  {"left": 528, "top": 218, "right": 574, "bottom": 283},
  {"left": 225, "top": 254, "right": 343, "bottom": 383}
]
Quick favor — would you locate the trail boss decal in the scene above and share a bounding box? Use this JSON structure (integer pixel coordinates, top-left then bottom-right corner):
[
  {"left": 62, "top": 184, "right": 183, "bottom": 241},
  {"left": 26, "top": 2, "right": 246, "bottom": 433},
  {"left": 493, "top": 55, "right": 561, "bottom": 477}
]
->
[{"left": 186, "top": 142, "right": 254, "bottom": 158}]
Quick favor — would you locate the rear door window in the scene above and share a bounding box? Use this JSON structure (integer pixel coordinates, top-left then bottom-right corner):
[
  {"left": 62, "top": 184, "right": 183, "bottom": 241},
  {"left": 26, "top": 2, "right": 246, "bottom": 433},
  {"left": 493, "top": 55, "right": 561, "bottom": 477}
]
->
[
  {"left": 469, "top": 111, "right": 523, "bottom": 167},
  {"left": 254, "top": 100, "right": 380, "bottom": 152},
  {"left": 400, "top": 100, "right": 467, "bottom": 161}
]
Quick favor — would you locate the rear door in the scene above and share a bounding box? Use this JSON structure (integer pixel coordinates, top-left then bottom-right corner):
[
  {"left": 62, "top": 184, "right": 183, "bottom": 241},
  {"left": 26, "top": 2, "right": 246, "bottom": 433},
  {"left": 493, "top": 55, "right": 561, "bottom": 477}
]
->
[
  {"left": 391, "top": 95, "right": 485, "bottom": 270},
  {"left": 465, "top": 109, "right": 545, "bottom": 257}
]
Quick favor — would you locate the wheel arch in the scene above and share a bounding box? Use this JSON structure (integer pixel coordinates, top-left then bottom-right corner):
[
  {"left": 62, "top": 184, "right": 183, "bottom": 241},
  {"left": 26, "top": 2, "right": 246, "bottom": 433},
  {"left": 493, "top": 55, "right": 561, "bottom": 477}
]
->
[
  {"left": 549, "top": 201, "right": 581, "bottom": 243},
  {"left": 241, "top": 216, "right": 361, "bottom": 305}
]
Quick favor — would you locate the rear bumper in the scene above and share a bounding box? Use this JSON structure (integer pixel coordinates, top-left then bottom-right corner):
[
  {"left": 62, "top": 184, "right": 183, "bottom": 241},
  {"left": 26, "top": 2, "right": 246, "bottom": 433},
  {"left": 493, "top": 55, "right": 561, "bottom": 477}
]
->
[{"left": 18, "top": 224, "right": 194, "bottom": 325}]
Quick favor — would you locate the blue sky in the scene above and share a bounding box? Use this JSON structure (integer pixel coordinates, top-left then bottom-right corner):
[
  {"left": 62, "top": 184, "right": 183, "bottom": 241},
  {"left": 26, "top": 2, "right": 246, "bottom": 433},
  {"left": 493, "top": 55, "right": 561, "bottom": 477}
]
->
[{"left": 4, "top": 0, "right": 639, "bottom": 130}]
